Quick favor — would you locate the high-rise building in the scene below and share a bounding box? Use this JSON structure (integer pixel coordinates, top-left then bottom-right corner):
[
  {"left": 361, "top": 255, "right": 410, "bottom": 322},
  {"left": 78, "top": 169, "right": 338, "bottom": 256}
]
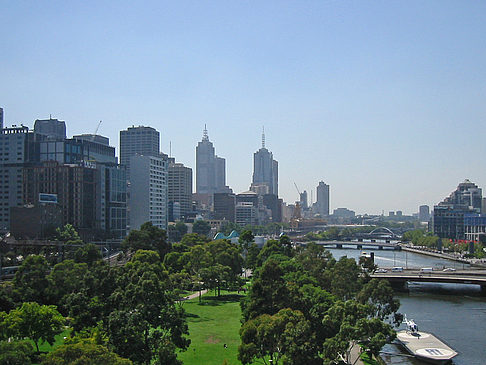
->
[
  {"left": 315, "top": 181, "right": 330, "bottom": 217},
  {"left": 213, "top": 192, "right": 236, "bottom": 222},
  {"left": 433, "top": 180, "right": 483, "bottom": 239},
  {"left": 251, "top": 129, "right": 278, "bottom": 196},
  {"left": 195, "top": 126, "right": 227, "bottom": 195},
  {"left": 129, "top": 153, "right": 168, "bottom": 230},
  {"left": 34, "top": 118, "right": 67, "bottom": 140},
  {"left": 23, "top": 161, "right": 98, "bottom": 238},
  {"left": 168, "top": 157, "right": 192, "bottom": 221},
  {"left": 300, "top": 191, "right": 308, "bottom": 209},
  {"left": 0, "top": 125, "right": 34, "bottom": 233},
  {"left": 120, "top": 126, "right": 160, "bottom": 179},
  {"left": 419, "top": 205, "right": 430, "bottom": 222}
]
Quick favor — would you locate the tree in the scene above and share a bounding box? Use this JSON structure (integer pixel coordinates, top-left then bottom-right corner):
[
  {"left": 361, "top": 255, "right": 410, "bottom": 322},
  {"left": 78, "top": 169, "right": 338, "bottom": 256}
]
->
[
  {"left": 47, "top": 260, "right": 89, "bottom": 311},
  {"left": 74, "top": 243, "right": 102, "bottom": 266},
  {"left": 168, "top": 221, "right": 188, "bottom": 243},
  {"left": 106, "top": 250, "right": 190, "bottom": 364},
  {"left": 192, "top": 220, "right": 211, "bottom": 236},
  {"left": 238, "top": 308, "right": 315, "bottom": 365},
  {"left": 2, "top": 302, "right": 65, "bottom": 353},
  {"left": 42, "top": 343, "right": 132, "bottom": 364},
  {"left": 357, "top": 279, "right": 401, "bottom": 326},
  {"left": 180, "top": 233, "right": 211, "bottom": 247},
  {"left": 56, "top": 224, "right": 82, "bottom": 244},
  {"left": 13, "top": 255, "right": 50, "bottom": 304},
  {"left": 122, "top": 222, "right": 170, "bottom": 260},
  {"left": 0, "top": 340, "right": 34, "bottom": 365}
]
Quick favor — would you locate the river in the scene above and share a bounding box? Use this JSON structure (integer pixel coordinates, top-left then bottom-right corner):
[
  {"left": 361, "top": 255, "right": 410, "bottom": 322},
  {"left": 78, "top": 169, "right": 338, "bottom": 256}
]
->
[{"left": 327, "top": 247, "right": 486, "bottom": 365}]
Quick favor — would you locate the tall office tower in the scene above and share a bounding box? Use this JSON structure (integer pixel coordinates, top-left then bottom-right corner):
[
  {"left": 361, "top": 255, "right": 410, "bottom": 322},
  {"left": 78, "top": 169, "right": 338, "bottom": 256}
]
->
[
  {"left": 195, "top": 126, "right": 227, "bottom": 194},
  {"left": 433, "top": 180, "right": 482, "bottom": 239},
  {"left": 482, "top": 198, "right": 486, "bottom": 214},
  {"left": 120, "top": 126, "right": 160, "bottom": 179},
  {"left": 73, "top": 134, "right": 127, "bottom": 238},
  {"left": 213, "top": 192, "right": 236, "bottom": 222},
  {"left": 0, "top": 125, "right": 34, "bottom": 233},
  {"left": 130, "top": 153, "right": 168, "bottom": 230},
  {"left": 419, "top": 205, "right": 430, "bottom": 222},
  {"left": 34, "top": 118, "right": 67, "bottom": 140},
  {"left": 23, "top": 161, "right": 97, "bottom": 236},
  {"left": 315, "top": 181, "right": 330, "bottom": 217},
  {"left": 168, "top": 157, "right": 192, "bottom": 221},
  {"left": 0, "top": 108, "right": 3, "bottom": 129},
  {"left": 251, "top": 129, "right": 278, "bottom": 196},
  {"left": 300, "top": 191, "right": 308, "bottom": 209}
]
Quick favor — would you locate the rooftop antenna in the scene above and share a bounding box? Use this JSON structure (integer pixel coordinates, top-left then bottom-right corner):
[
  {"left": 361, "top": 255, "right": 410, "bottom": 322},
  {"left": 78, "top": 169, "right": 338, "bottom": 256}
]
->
[
  {"left": 262, "top": 126, "right": 265, "bottom": 148},
  {"left": 169, "top": 141, "right": 172, "bottom": 158},
  {"left": 203, "top": 124, "right": 209, "bottom": 141}
]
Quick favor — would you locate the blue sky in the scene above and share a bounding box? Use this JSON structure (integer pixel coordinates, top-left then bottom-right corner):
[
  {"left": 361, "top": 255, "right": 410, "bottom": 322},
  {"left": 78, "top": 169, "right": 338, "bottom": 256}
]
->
[{"left": 1, "top": 1, "right": 485, "bottom": 214}]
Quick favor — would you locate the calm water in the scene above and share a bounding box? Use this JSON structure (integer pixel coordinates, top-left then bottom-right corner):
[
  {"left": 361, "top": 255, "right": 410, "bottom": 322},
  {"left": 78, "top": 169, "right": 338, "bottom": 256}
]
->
[{"left": 328, "top": 248, "right": 486, "bottom": 365}]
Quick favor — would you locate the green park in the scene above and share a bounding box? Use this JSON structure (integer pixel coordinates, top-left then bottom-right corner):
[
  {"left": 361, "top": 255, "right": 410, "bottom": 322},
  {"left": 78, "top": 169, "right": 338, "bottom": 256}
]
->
[{"left": 0, "top": 222, "right": 401, "bottom": 364}]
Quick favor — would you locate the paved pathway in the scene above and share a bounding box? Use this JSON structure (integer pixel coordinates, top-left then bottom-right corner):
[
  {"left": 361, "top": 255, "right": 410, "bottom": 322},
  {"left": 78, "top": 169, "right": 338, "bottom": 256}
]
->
[
  {"left": 348, "top": 342, "right": 365, "bottom": 365},
  {"left": 179, "top": 289, "right": 208, "bottom": 301}
]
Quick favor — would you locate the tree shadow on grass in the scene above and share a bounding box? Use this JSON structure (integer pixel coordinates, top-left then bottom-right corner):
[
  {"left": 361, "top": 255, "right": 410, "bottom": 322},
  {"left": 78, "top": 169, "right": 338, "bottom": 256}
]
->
[{"left": 197, "top": 294, "right": 245, "bottom": 306}]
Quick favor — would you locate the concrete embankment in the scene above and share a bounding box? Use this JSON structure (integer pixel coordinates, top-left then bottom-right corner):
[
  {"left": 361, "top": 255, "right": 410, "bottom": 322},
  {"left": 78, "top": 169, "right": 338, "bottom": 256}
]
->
[{"left": 401, "top": 245, "right": 486, "bottom": 268}]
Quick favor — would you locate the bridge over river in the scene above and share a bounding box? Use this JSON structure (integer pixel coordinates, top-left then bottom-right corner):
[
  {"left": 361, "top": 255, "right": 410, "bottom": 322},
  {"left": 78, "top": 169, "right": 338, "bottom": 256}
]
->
[
  {"left": 314, "top": 240, "right": 401, "bottom": 250},
  {"left": 371, "top": 269, "right": 486, "bottom": 293}
]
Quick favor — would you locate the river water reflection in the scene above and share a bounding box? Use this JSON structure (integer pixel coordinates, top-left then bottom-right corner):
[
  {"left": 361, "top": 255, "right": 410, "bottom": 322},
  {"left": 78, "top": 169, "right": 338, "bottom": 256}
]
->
[{"left": 327, "top": 248, "right": 486, "bottom": 365}]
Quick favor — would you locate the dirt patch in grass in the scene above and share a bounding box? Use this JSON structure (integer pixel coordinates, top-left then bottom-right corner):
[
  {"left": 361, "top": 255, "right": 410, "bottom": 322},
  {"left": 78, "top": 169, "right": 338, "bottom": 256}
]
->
[{"left": 205, "top": 336, "right": 221, "bottom": 344}]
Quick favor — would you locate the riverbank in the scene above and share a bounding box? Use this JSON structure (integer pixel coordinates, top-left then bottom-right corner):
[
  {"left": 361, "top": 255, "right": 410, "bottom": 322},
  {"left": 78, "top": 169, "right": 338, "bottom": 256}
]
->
[{"left": 400, "top": 245, "right": 486, "bottom": 268}]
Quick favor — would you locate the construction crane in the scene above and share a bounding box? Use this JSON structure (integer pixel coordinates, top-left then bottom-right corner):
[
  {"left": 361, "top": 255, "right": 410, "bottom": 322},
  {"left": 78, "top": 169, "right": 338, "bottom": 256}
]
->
[
  {"left": 294, "top": 182, "right": 301, "bottom": 197},
  {"left": 92, "top": 120, "right": 102, "bottom": 141}
]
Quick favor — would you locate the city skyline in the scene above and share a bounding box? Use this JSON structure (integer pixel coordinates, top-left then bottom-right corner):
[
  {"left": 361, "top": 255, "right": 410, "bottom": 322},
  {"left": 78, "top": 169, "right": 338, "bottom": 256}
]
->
[{"left": 1, "top": 1, "right": 485, "bottom": 214}]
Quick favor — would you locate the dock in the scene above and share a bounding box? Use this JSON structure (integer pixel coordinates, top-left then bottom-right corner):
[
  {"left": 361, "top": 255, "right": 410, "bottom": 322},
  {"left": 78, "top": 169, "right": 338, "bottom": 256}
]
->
[{"left": 396, "top": 330, "right": 457, "bottom": 364}]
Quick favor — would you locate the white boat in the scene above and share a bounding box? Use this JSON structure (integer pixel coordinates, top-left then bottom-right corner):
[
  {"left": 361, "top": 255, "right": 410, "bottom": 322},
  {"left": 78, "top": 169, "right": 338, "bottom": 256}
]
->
[{"left": 395, "top": 316, "right": 458, "bottom": 364}]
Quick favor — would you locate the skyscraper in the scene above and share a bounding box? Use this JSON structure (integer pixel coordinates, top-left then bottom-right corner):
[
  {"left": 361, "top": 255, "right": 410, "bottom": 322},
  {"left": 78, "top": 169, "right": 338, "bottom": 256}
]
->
[
  {"left": 120, "top": 126, "right": 160, "bottom": 179},
  {"left": 195, "top": 126, "right": 227, "bottom": 194},
  {"left": 168, "top": 157, "right": 192, "bottom": 221},
  {"left": 315, "top": 181, "right": 330, "bottom": 217},
  {"left": 130, "top": 153, "right": 168, "bottom": 230},
  {"left": 251, "top": 129, "right": 278, "bottom": 196}
]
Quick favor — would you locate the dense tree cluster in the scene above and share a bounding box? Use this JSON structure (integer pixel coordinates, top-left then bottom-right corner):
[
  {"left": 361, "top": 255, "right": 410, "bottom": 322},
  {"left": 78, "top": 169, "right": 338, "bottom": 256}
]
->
[
  {"left": 0, "top": 222, "right": 192, "bottom": 364},
  {"left": 239, "top": 238, "right": 401, "bottom": 364}
]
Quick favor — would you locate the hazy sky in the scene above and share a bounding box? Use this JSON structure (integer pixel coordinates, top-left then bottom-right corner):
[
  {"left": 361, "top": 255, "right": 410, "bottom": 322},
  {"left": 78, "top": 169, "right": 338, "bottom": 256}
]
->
[{"left": 1, "top": 1, "right": 485, "bottom": 215}]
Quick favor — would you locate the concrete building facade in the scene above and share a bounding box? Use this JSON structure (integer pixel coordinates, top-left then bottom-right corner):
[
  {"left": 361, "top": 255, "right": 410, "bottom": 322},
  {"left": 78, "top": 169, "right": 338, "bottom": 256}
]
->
[
  {"left": 168, "top": 157, "right": 192, "bottom": 221},
  {"left": 129, "top": 154, "right": 168, "bottom": 230},
  {"left": 315, "top": 181, "right": 330, "bottom": 217},
  {"left": 120, "top": 126, "right": 160, "bottom": 179}
]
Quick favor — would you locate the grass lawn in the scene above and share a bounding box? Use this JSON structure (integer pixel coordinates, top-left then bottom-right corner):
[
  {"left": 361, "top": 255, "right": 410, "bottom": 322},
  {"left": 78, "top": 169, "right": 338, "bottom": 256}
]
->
[
  {"left": 33, "top": 328, "right": 70, "bottom": 353},
  {"left": 178, "top": 290, "right": 245, "bottom": 365}
]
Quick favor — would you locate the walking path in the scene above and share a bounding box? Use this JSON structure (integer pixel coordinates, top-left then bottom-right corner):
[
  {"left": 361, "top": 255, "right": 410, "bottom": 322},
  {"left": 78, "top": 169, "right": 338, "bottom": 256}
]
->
[
  {"left": 348, "top": 342, "right": 365, "bottom": 365},
  {"left": 179, "top": 289, "right": 208, "bottom": 301}
]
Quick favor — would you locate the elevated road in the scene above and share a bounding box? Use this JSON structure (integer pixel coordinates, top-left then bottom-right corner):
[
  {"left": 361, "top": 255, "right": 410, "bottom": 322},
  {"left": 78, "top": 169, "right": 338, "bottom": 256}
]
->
[
  {"left": 314, "top": 240, "right": 401, "bottom": 250},
  {"left": 371, "top": 269, "right": 486, "bottom": 292}
]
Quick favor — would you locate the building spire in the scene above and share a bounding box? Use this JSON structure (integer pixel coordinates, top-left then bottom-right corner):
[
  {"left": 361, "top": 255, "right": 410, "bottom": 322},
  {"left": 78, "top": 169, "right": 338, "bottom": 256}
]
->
[
  {"left": 262, "top": 126, "right": 265, "bottom": 148},
  {"left": 203, "top": 124, "right": 209, "bottom": 141}
]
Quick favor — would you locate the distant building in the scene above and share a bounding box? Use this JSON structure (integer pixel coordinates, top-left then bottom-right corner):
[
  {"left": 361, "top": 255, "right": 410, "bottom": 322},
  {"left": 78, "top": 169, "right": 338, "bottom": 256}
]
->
[
  {"left": 120, "top": 126, "right": 160, "bottom": 179},
  {"left": 315, "top": 181, "right": 330, "bottom": 217},
  {"left": 300, "top": 191, "right": 308, "bottom": 209},
  {"left": 333, "top": 208, "right": 355, "bottom": 219},
  {"left": 0, "top": 125, "right": 34, "bottom": 233},
  {"left": 23, "top": 161, "right": 98, "bottom": 239},
  {"left": 482, "top": 198, "right": 486, "bottom": 214},
  {"left": 129, "top": 153, "right": 168, "bottom": 230},
  {"left": 0, "top": 107, "right": 3, "bottom": 129},
  {"left": 433, "top": 180, "right": 482, "bottom": 239},
  {"left": 251, "top": 128, "right": 278, "bottom": 196},
  {"left": 34, "top": 117, "right": 67, "bottom": 140},
  {"left": 419, "top": 205, "right": 430, "bottom": 222},
  {"left": 168, "top": 157, "right": 192, "bottom": 221},
  {"left": 195, "top": 126, "right": 228, "bottom": 195},
  {"left": 213, "top": 192, "right": 236, "bottom": 222}
]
